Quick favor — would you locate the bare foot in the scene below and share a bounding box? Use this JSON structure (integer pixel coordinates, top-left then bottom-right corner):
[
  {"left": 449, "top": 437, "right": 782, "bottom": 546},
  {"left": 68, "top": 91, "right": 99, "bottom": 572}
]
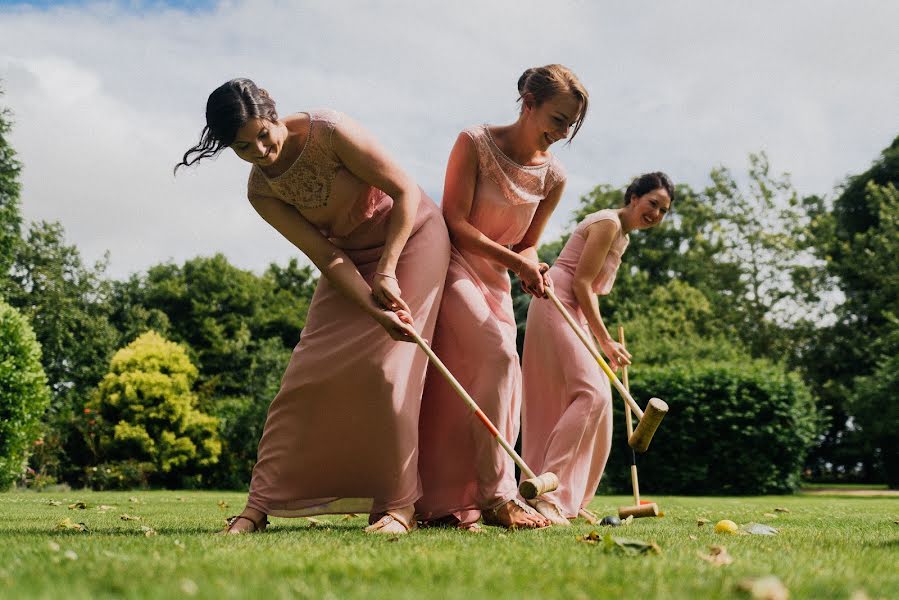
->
[
  {"left": 219, "top": 507, "right": 267, "bottom": 534},
  {"left": 483, "top": 498, "right": 550, "bottom": 529}
]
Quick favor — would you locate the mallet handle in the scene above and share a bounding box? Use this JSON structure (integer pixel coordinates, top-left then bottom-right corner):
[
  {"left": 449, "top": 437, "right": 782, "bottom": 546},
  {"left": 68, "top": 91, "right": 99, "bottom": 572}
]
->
[
  {"left": 618, "top": 326, "right": 636, "bottom": 437},
  {"left": 546, "top": 289, "right": 644, "bottom": 419},
  {"left": 619, "top": 326, "right": 640, "bottom": 506},
  {"left": 409, "top": 329, "right": 538, "bottom": 480}
]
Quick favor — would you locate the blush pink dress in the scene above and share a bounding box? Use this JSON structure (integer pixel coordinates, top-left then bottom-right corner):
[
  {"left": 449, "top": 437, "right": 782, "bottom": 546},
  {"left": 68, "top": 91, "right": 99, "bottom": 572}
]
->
[
  {"left": 521, "top": 209, "right": 629, "bottom": 518},
  {"left": 416, "top": 125, "right": 566, "bottom": 524},
  {"left": 244, "top": 110, "right": 450, "bottom": 518}
]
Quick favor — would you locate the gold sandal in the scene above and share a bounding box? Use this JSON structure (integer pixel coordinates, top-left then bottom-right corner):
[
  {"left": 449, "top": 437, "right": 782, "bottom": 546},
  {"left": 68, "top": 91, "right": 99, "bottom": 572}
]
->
[
  {"left": 364, "top": 511, "right": 417, "bottom": 535},
  {"left": 482, "top": 498, "right": 550, "bottom": 530},
  {"left": 219, "top": 513, "right": 268, "bottom": 534}
]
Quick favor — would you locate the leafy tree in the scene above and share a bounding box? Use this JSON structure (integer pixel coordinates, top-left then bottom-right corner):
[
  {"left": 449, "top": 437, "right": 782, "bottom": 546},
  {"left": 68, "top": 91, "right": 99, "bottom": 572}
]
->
[
  {"left": 0, "top": 300, "right": 51, "bottom": 489},
  {"left": 86, "top": 331, "right": 220, "bottom": 488},
  {"left": 109, "top": 254, "right": 314, "bottom": 400},
  {"left": 0, "top": 87, "right": 21, "bottom": 288}
]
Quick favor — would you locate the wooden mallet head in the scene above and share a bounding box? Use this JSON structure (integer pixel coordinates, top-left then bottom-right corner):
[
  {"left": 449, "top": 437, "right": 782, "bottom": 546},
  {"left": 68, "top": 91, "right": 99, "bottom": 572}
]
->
[
  {"left": 627, "top": 397, "right": 668, "bottom": 453},
  {"left": 618, "top": 502, "right": 660, "bottom": 519},
  {"left": 518, "top": 472, "right": 559, "bottom": 499}
]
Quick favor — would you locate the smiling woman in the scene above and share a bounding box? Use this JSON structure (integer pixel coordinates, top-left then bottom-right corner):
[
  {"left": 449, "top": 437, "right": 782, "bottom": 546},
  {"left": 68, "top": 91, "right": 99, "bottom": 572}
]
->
[
  {"left": 415, "top": 64, "right": 589, "bottom": 531},
  {"left": 520, "top": 171, "right": 674, "bottom": 524},
  {"left": 175, "top": 78, "right": 450, "bottom": 536}
]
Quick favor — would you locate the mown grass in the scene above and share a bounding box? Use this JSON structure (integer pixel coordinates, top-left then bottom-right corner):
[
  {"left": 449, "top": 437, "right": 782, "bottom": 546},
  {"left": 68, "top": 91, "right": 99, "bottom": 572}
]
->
[{"left": 0, "top": 491, "right": 896, "bottom": 599}]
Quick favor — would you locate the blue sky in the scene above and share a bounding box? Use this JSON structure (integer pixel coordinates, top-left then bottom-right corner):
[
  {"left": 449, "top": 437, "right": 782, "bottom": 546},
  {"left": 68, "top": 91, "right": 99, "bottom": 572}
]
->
[{"left": 1, "top": 0, "right": 898, "bottom": 279}]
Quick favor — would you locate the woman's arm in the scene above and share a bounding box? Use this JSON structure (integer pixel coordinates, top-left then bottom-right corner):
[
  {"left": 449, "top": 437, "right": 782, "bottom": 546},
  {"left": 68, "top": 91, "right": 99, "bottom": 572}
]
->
[
  {"left": 571, "top": 220, "right": 632, "bottom": 368},
  {"left": 511, "top": 180, "right": 565, "bottom": 296},
  {"left": 442, "top": 133, "right": 546, "bottom": 293},
  {"left": 249, "top": 192, "right": 416, "bottom": 341},
  {"left": 331, "top": 115, "right": 419, "bottom": 314}
]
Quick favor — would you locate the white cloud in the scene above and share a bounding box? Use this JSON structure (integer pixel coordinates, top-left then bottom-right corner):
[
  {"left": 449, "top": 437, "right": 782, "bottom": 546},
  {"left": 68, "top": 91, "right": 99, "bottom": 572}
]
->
[{"left": 1, "top": 0, "right": 897, "bottom": 278}]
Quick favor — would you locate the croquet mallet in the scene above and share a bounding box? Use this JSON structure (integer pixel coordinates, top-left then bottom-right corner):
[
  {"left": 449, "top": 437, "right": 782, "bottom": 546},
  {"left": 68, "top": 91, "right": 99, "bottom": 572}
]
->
[
  {"left": 545, "top": 287, "right": 667, "bottom": 452},
  {"left": 408, "top": 329, "right": 558, "bottom": 499},
  {"left": 616, "top": 326, "right": 660, "bottom": 519}
]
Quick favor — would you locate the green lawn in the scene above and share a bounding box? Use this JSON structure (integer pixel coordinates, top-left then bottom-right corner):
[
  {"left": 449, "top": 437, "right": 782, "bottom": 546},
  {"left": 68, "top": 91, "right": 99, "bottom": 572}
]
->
[{"left": 1, "top": 491, "right": 896, "bottom": 599}]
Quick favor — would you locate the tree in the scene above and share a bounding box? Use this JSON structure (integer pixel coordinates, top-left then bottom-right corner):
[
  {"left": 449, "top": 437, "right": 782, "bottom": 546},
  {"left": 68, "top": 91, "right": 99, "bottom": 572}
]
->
[
  {"left": 805, "top": 136, "right": 899, "bottom": 484},
  {"left": 0, "top": 89, "right": 21, "bottom": 287},
  {"left": 0, "top": 300, "right": 51, "bottom": 489},
  {"left": 86, "top": 331, "right": 220, "bottom": 488}
]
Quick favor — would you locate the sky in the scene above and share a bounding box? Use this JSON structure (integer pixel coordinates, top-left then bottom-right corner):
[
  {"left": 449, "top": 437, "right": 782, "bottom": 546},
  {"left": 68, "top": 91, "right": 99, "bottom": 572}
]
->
[{"left": 1, "top": 0, "right": 897, "bottom": 279}]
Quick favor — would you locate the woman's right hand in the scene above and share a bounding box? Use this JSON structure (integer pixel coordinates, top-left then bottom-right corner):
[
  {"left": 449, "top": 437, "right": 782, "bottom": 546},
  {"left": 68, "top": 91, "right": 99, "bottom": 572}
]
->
[
  {"left": 517, "top": 259, "right": 546, "bottom": 298},
  {"left": 600, "top": 339, "right": 632, "bottom": 371},
  {"left": 375, "top": 308, "right": 418, "bottom": 343}
]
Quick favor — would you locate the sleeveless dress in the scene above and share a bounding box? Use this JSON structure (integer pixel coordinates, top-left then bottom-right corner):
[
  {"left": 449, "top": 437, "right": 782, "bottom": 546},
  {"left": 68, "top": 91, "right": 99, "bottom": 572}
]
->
[
  {"left": 244, "top": 110, "right": 450, "bottom": 517},
  {"left": 520, "top": 209, "right": 629, "bottom": 518},
  {"left": 416, "top": 125, "right": 566, "bottom": 524}
]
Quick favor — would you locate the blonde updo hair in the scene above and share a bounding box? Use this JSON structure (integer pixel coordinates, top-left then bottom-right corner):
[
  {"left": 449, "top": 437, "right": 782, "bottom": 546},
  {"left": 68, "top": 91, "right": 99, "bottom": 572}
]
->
[{"left": 517, "top": 64, "right": 589, "bottom": 141}]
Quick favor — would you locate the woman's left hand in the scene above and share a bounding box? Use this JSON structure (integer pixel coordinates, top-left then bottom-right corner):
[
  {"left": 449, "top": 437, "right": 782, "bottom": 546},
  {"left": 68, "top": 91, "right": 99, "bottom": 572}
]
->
[{"left": 372, "top": 272, "right": 412, "bottom": 314}]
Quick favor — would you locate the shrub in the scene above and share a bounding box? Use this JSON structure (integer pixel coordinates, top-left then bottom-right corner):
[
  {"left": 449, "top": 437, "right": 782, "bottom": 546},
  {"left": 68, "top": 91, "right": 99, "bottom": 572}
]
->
[
  {"left": 87, "top": 331, "right": 220, "bottom": 488},
  {"left": 601, "top": 360, "right": 819, "bottom": 495},
  {"left": 0, "top": 300, "right": 51, "bottom": 489}
]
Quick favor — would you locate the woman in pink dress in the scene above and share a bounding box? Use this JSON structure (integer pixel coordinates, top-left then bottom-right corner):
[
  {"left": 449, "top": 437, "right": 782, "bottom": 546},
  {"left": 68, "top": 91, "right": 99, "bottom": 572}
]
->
[
  {"left": 176, "top": 78, "right": 450, "bottom": 535},
  {"left": 520, "top": 172, "right": 674, "bottom": 525},
  {"left": 416, "top": 65, "right": 589, "bottom": 530}
]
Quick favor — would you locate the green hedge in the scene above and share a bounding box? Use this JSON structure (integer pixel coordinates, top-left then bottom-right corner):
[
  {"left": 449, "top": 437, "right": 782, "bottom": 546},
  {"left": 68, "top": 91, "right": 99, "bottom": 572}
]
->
[
  {"left": 0, "top": 300, "right": 50, "bottom": 489},
  {"left": 600, "top": 360, "right": 819, "bottom": 495}
]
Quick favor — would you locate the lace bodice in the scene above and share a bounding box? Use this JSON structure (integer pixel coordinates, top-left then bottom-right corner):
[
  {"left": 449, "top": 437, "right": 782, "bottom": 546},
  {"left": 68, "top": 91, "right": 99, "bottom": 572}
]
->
[
  {"left": 464, "top": 125, "right": 566, "bottom": 208},
  {"left": 247, "top": 109, "right": 343, "bottom": 210}
]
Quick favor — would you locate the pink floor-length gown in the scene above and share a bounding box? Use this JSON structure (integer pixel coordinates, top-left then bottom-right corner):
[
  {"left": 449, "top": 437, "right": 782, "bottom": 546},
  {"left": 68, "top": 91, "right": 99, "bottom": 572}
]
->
[
  {"left": 416, "top": 125, "right": 566, "bottom": 524},
  {"left": 521, "top": 209, "right": 629, "bottom": 518},
  {"left": 245, "top": 110, "right": 450, "bottom": 517}
]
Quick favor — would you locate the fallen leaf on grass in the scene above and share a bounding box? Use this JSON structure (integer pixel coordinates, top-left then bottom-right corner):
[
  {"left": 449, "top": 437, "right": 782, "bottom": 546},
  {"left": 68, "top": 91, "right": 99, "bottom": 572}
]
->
[
  {"left": 96, "top": 505, "right": 116, "bottom": 512},
  {"left": 55, "top": 518, "right": 87, "bottom": 532},
  {"left": 689, "top": 535, "right": 698, "bottom": 540},
  {"left": 773, "top": 507, "right": 790, "bottom": 513},
  {"left": 698, "top": 544, "right": 734, "bottom": 566},
  {"left": 128, "top": 497, "right": 142, "bottom": 504},
  {"left": 140, "top": 526, "right": 157, "bottom": 537},
  {"left": 763, "top": 513, "right": 778, "bottom": 519},
  {"left": 63, "top": 550, "right": 78, "bottom": 561},
  {"left": 603, "top": 532, "right": 662, "bottom": 556},
  {"left": 340, "top": 514, "right": 359, "bottom": 521},
  {"left": 576, "top": 530, "right": 602, "bottom": 544},
  {"left": 180, "top": 579, "right": 198, "bottom": 596},
  {"left": 737, "top": 575, "right": 789, "bottom": 600},
  {"left": 743, "top": 523, "right": 778, "bottom": 536},
  {"left": 67, "top": 502, "right": 87, "bottom": 510},
  {"left": 217, "top": 500, "right": 229, "bottom": 511},
  {"left": 120, "top": 514, "right": 141, "bottom": 521},
  {"left": 697, "top": 518, "right": 711, "bottom": 527},
  {"left": 305, "top": 517, "right": 325, "bottom": 528},
  {"left": 47, "top": 500, "right": 62, "bottom": 507},
  {"left": 621, "top": 515, "right": 634, "bottom": 526}
]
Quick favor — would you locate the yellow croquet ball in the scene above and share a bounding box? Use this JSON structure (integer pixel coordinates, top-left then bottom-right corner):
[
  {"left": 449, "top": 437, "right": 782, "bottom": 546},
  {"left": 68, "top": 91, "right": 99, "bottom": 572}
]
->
[{"left": 714, "top": 519, "right": 738, "bottom": 534}]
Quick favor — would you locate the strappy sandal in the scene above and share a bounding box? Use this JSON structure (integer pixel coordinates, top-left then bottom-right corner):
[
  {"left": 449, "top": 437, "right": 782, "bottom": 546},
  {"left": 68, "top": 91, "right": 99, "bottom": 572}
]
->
[
  {"left": 364, "top": 511, "right": 417, "bottom": 535},
  {"left": 529, "top": 499, "right": 571, "bottom": 526},
  {"left": 482, "top": 498, "right": 550, "bottom": 530},
  {"left": 219, "top": 513, "right": 268, "bottom": 535}
]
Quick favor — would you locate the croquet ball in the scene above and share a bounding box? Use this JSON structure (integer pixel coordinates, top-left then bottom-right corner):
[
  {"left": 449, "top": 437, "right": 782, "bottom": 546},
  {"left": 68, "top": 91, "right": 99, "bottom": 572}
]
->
[
  {"left": 714, "top": 519, "right": 738, "bottom": 534},
  {"left": 599, "top": 515, "right": 622, "bottom": 527}
]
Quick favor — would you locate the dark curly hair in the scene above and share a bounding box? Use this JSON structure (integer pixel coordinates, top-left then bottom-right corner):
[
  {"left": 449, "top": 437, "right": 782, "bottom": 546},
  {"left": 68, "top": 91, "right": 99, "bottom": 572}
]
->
[
  {"left": 624, "top": 172, "right": 675, "bottom": 205},
  {"left": 174, "top": 78, "right": 278, "bottom": 174}
]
